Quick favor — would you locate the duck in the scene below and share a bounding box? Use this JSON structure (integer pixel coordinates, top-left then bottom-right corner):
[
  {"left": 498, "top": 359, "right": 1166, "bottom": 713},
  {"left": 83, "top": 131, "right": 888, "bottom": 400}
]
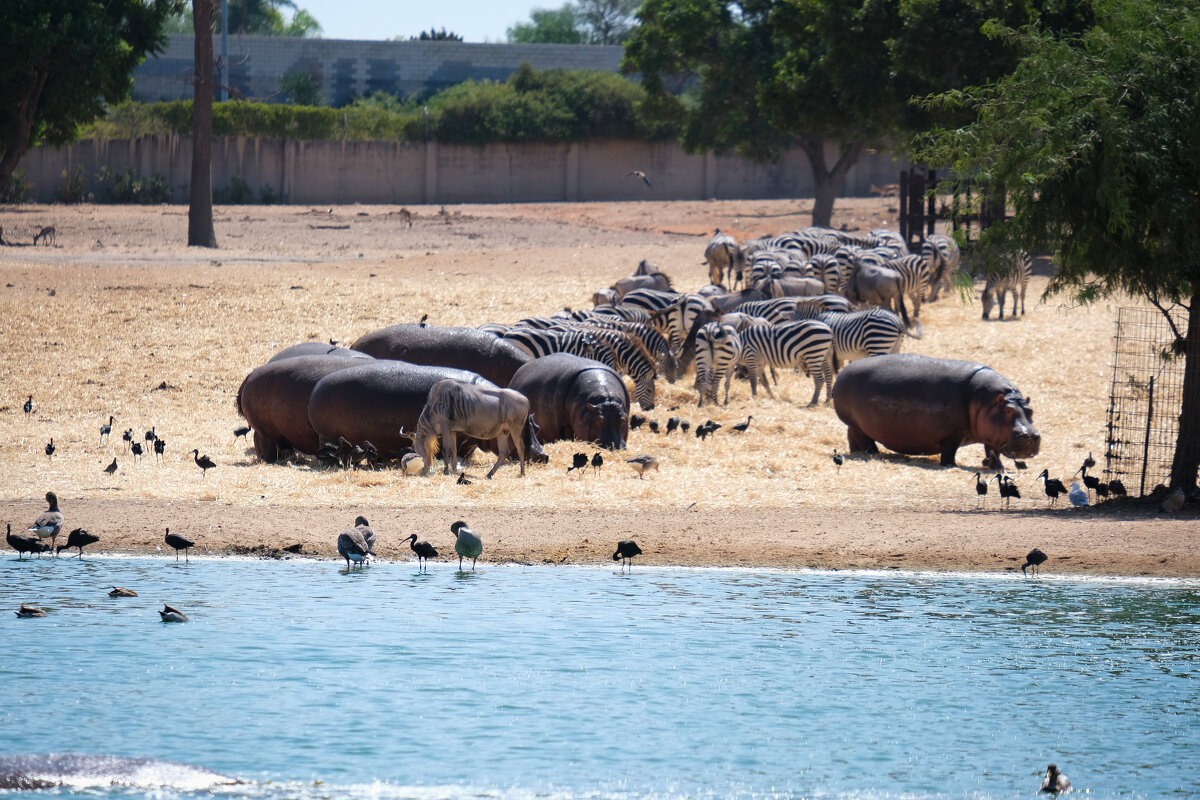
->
[
  {"left": 1039, "top": 764, "right": 1071, "bottom": 794},
  {"left": 107, "top": 586, "right": 138, "bottom": 598},
  {"left": 16, "top": 604, "right": 47, "bottom": 618},
  {"left": 451, "top": 520, "right": 483, "bottom": 571},
  {"left": 159, "top": 604, "right": 188, "bottom": 623},
  {"left": 627, "top": 454, "right": 659, "bottom": 479},
  {"left": 30, "top": 491, "right": 65, "bottom": 553}
]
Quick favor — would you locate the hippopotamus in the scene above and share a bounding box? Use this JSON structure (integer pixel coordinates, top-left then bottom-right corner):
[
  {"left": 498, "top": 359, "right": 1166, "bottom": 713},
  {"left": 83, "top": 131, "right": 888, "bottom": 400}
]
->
[
  {"left": 831, "top": 353, "right": 1040, "bottom": 468},
  {"left": 0, "top": 754, "right": 238, "bottom": 791},
  {"left": 307, "top": 360, "right": 547, "bottom": 463},
  {"left": 267, "top": 342, "right": 375, "bottom": 363},
  {"left": 236, "top": 355, "right": 367, "bottom": 462},
  {"left": 508, "top": 353, "right": 629, "bottom": 450},
  {"left": 351, "top": 324, "right": 533, "bottom": 386}
]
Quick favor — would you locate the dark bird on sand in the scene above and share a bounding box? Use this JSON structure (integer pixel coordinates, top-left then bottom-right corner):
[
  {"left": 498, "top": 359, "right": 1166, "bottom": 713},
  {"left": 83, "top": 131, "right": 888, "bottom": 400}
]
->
[
  {"left": 1037, "top": 469, "right": 1068, "bottom": 506},
  {"left": 629, "top": 413, "right": 646, "bottom": 430},
  {"left": 680, "top": 420, "right": 691, "bottom": 434},
  {"left": 1040, "top": 764, "right": 1071, "bottom": 794},
  {"left": 1022, "top": 548, "right": 1048, "bottom": 576},
  {"left": 283, "top": 543, "right": 303, "bottom": 554},
  {"left": 145, "top": 426, "right": 157, "bottom": 443},
  {"left": 45, "top": 438, "right": 55, "bottom": 459},
  {"left": 164, "top": 528, "right": 194, "bottom": 562},
  {"left": 1108, "top": 479, "right": 1127, "bottom": 496},
  {"left": 665, "top": 417, "right": 680, "bottom": 435},
  {"left": 23, "top": 395, "right": 32, "bottom": 415},
  {"left": 732, "top": 415, "right": 754, "bottom": 433},
  {"left": 625, "top": 169, "right": 652, "bottom": 188},
  {"left": 568, "top": 452, "right": 589, "bottom": 474},
  {"left": 613, "top": 539, "right": 642, "bottom": 569},
  {"left": 159, "top": 604, "right": 188, "bottom": 623},
  {"left": 1014, "top": 460, "right": 1027, "bottom": 470},
  {"left": 832, "top": 449, "right": 844, "bottom": 471},
  {"left": 457, "top": 471, "right": 473, "bottom": 485},
  {"left": 419, "top": 313, "right": 429, "bottom": 327},
  {"left": 108, "top": 586, "right": 138, "bottom": 597},
  {"left": 30, "top": 491, "right": 65, "bottom": 552},
  {"left": 995, "top": 473, "right": 1021, "bottom": 509},
  {"left": 648, "top": 419, "right": 660, "bottom": 434},
  {"left": 58, "top": 528, "right": 99, "bottom": 558},
  {"left": 100, "top": 415, "right": 114, "bottom": 443},
  {"left": 1077, "top": 464, "right": 1100, "bottom": 495},
  {"left": 234, "top": 426, "right": 251, "bottom": 439},
  {"left": 16, "top": 604, "right": 47, "bottom": 618},
  {"left": 130, "top": 441, "right": 143, "bottom": 460},
  {"left": 104, "top": 458, "right": 118, "bottom": 475},
  {"left": 8, "top": 523, "right": 47, "bottom": 559},
  {"left": 403, "top": 533, "right": 438, "bottom": 571},
  {"left": 122, "top": 428, "right": 133, "bottom": 449},
  {"left": 191, "top": 449, "right": 216, "bottom": 476},
  {"left": 973, "top": 472, "right": 989, "bottom": 507},
  {"left": 627, "top": 454, "right": 659, "bottom": 479},
  {"left": 1083, "top": 452, "right": 1096, "bottom": 470},
  {"left": 154, "top": 437, "right": 166, "bottom": 461},
  {"left": 591, "top": 451, "right": 604, "bottom": 475},
  {"left": 451, "top": 520, "right": 483, "bottom": 571}
]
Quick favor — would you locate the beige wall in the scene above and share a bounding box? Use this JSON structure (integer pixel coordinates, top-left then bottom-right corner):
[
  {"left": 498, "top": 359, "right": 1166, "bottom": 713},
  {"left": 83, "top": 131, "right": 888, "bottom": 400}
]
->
[{"left": 18, "top": 136, "right": 910, "bottom": 205}]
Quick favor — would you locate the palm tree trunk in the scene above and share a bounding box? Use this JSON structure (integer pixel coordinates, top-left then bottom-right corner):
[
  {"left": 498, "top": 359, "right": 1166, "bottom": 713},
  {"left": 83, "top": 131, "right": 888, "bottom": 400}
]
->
[{"left": 188, "top": 0, "right": 217, "bottom": 248}]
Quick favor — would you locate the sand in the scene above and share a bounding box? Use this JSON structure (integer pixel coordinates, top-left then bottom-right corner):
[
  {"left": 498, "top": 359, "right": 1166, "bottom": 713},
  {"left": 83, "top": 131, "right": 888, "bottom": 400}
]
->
[{"left": 1, "top": 197, "right": 1195, "bottom": 576}]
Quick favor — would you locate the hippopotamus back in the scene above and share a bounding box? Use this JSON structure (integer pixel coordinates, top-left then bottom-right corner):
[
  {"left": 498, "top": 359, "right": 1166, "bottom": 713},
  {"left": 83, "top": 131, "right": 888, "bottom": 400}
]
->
[
  {"left": 351, "top": 324, "right": 532, "bottom": 387},
  {"left": 509, "top": 353, "right": 629, "bottom": 449},
  {"left": 267, "top": 342, "right": 375, "bottom": 363},
  {"left": 307, "top": 360, "right": 498, "bottom": 456}
]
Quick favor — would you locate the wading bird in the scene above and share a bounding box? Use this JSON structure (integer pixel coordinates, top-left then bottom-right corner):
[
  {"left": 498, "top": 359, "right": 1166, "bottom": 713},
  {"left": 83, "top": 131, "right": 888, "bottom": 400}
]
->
[
  {"left": 613, "top": 540, "right": 642, "bottom": 570},
  {"left": 58, "top": 528, "right": 99, "bottom": 558},
  {"left": 100, "top": 416, "right": 114, "bottom": 443},
  {"left": 23, "top": 395, "right": 32, "bottom": 415},
  {"left": 1021, "top": 548, "right": 1047, "bottom": 576},
  {"left": 337, "top": 525, "right": 371, "bottom": 568},
  {"left": 234, "top": 426, "right": 251, "bottom": 439},
  {"left": 44, "top": 438, "right": 55, "bottom": 459},
  {"left": 402, "top": 533, "right": 438, "bottom": 572},
  {"left": 732, "top": 415, "right": 754, "bottom": 433},
  {"left": 191, "top": 449, "right": 216, "bottom": 477},
  {"left": 164, "top": 528, "right": 194, "bottom": 562},
  {"left": 568, "top": 452, "right": 588, "bottom": 474},
  {"left": 451, "top": 520, "right": 483, "bottom": 571},
  {"left": 973, "top": 472, "right": 989, "bottom": 507},
  {"left": 7, "top": 523, "right": 46, "bottom": 559},
  {"left": 591, "top": 452, "right": 604, "bottom": 475},
  {"left": 1037, "top": 470, "right": 1067, "bottom": 506},
  {"left": 832, "top": 449, "right": 844, "bottom": 471}
]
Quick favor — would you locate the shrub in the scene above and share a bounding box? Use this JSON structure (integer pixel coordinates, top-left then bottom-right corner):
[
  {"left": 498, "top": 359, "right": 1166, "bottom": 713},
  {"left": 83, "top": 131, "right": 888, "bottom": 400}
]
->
[
  {"left": 57, "top": 165, "right": 91, "bottom": 203},
  {"left": 1, "top": 170, "right": 31, "bottom": 203},
  {"left": 213, "top": 175, "right": 255, "bottom": 204},
  {"left": 96, "top": 166, "right": 173, "bottom": 204}
]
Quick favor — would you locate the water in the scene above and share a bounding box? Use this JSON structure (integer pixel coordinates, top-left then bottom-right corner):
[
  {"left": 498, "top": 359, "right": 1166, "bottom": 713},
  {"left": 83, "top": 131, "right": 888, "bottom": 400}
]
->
[{"left": 2, "top": 557, "right": 1198, "bottom": 799}]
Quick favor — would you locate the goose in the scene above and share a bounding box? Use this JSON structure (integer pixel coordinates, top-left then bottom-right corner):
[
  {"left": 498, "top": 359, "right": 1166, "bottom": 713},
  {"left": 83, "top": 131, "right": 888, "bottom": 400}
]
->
[
  {"left": 402, "top": 533, "right": 438, "bottom": 571},
  {"left": 627, "top": 454, "right": 659, "bottom": 479},
  {"left": 191, "top": 449, "right": 216, "bottom": 477},
  {"left": 100, "top": 416, "right": 114, "bottom": 443},
  {"left": 58, "top": 528, "right": 99, "bottom": 558},
  {"left": 613, "top": 540, "right": 642, "bottom": 569},
  {"left": 451, "top": 520, "right": 482, "bottom": 571},
  {"left": 354, "top": 516, "right": 377, "bottom": 554},
  {"left": 1040, "top": 764, "right": 1071, "bottom": 794},
  {"left": 16, "top": 604, "right": 47, "bottom": 618},
  {"left": 30, "top": 491, "right": 65, "bottom": 553},
  {"left": 159, "top": 604, "right": 188, "bottom": 623},
  {"left": 336, "top": 527, "right": 371, "bottom": 568},
  {"left": 107, "top": 586, "right": 138, "bottom": 598},
  {"left": 164, "top": 528, "right": 194, "bottom": 561},
  {"left": 1021, "top": 548, "right": 1047, "bottom": 576}
]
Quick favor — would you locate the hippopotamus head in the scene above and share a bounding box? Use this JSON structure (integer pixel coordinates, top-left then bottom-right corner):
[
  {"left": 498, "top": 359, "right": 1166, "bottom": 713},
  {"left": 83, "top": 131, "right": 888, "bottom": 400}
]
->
[
  {"left": 973, "top": 387, "right": 1040, "bottom": 459},
  {"left": 583, "top": 399, "right": 628, "bottom": 450}
]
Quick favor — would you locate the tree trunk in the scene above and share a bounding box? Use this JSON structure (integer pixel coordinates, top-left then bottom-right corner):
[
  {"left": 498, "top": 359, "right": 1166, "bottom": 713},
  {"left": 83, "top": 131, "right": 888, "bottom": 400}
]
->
[
  {"left": 188, "top": 0, "right": 217, "bottom": 248},
  {"left": 1170, "top": 287, "right": 1199, "bottom": 492},
  {"left": 0, "top": 70, "right": 49, "bottom": 192},
  {"left": 798, "top": 134, "right": 865, "bottom": 228}
]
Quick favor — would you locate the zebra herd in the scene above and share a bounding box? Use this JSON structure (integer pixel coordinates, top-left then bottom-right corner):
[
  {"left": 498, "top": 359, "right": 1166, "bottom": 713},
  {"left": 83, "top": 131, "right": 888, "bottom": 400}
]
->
[{"left": 472, "top": 224, "right": 1031, "bottom": 412}]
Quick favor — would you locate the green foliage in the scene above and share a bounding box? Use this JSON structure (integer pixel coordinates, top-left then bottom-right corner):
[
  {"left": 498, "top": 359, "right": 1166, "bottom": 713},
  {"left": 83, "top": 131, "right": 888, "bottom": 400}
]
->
[
  {"left": 57, "top": 166, "right": 92, "bottom": 204},
  {"left": 508, "top": 6, "right": 586, "bottom": 43},
  {"left": 278, "top": 66, "right": 324, "bottom": 106},
  {"left": 162, "top": 2, "right": 322, "bottom": 36},
  {"left": 414, "top": 28, "right": 463, "bottom": 41},
  {"left": 96, "top": 166, "right": 173, "bottom": 203},
  {"left": 213, "top": 174, "right": 255, "bottom": 204},
  {"left": 1, "top": 170, "right": 31, "bottom": 203}
]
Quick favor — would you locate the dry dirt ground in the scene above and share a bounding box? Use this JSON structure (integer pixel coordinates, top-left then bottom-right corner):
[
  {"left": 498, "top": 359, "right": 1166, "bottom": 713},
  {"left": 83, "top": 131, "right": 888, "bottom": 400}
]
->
[{"left": 1, "top": 197, "right": 1195, "bottom": 576}]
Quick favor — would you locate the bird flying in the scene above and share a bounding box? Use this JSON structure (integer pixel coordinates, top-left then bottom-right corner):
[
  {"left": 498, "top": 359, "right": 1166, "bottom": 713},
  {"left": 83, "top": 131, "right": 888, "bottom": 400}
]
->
[{"left": 625, "top": 170, "right": 652, "bottom": 188}]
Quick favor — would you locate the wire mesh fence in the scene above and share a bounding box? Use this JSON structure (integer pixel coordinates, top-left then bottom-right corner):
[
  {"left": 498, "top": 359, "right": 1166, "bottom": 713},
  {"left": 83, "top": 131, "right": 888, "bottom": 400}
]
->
[{"left": 1105, "top": 306, "right": 1189, "bottom": 495}]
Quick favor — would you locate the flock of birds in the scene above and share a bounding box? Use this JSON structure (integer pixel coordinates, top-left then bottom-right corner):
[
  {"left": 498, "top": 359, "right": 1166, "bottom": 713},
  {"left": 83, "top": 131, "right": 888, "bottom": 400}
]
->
[{"left": 969, "top": 451, "right": 1133, "bottom": 510}]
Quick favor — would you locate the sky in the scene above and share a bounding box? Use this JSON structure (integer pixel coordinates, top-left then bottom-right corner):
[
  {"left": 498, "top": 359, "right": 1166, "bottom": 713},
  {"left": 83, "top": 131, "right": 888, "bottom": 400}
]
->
[{"left": 290, "top": 0, "right": 544, "bottom": 43}]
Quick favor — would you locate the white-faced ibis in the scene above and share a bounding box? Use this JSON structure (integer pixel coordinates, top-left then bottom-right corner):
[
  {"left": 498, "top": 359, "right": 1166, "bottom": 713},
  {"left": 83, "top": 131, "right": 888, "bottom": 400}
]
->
[
  {"left": 591, "top": 452, "right": 604, "bottom": 475},
  {"left": 44, "top": 438, "right": 55, "bottom": 459},
  {"left": 568, "top": 452, "right": 588, "bottom": 474},
  {"left": 107, "top": 586, "right": 137, "bottom": 597},
  {"left": 451, "top": 520, "right": 483, "bottom": 571},
  {"left": 7, "top": 523, "right": 47, "bottom": 559},
  {"left": 402, "top": 533, "right": 438, "bottom": 571},
  {"left": 1069, "top": 481, "right": 1088, "bottom": 508},
  {"left": 832, "top": 449, "right": 844, "bottom": 471},
  {"left": 233, "top": 426, "right": 251, "bottom": 439},
  {"left": 1040, "top": 764, "right": 1070, "bottom": 794},
  {"left": 732, "top": 415, "right": 754, "bottom": 433},
  {"left": 23, "top": 395, "right": 32, "bottom": 415},
  {"left": 973, "top": 472, "right": 989, "bottom": 507},
  {"left": 627, "top": 454, "right": 659, "bottom": 479},
  {"left": 99, "top": 416, "right": 113, "bottom": 443},
  {"left": 613, "top": 540, "right": 642, "bottom": 569},
  {"left": 191, "top": 449, "right": 216, "bottom": 477},
  {"left": 1160, "top": 488, "right": 1185, "bottom": 514},
  {"left": 665, "top": 417, "right": 680, "bottom": 435},
  {"left": 1022, "top": 547, "right": 1047, "bottom": 576},
  {"left": 103, "top": 458, "right": 118, "bottom": 475},
  {"left": 164, "top": 528, "right": 194, "bottom": 562},
  {"left": 58, "top": 528, "right": 99, "bottom": 558},
  {"left": 1037, "top": 469, "right": 1067, "bottom": 506},
  {"left": 16, "top": 604, "right": 47, "bottom": 618},
  {"left": 336, "top": 526, "right": 371, "bottom": 568},
  {"left": 159, "top": 604, "right": 188, "bottom": 623},
  {"left": 30, "top": 491, "right": 64, "bottom": 553}
]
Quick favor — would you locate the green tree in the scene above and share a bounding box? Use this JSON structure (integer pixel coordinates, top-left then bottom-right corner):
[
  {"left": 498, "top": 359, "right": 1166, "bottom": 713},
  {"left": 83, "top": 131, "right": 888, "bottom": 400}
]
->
[
  {"left": 576, "top": 0, "right": 640, "bottom": 44},
  {"left": 164, "top": 1, "right": 322, "bottom": 36},
  {"left": 414, "top": 28, "right": 464, "bottom": 41},
  {"left": 623, "top": 0, "right": 1088, "bottom": 226},
  {"left": 0, "top": 0, "right": 178, "bottom": 191},
  {"left": 507, "top": 6, "right": 587, "bottom": 44},
  {"left": 914, "top": 0, "right": 1200, "bottom": 493}
]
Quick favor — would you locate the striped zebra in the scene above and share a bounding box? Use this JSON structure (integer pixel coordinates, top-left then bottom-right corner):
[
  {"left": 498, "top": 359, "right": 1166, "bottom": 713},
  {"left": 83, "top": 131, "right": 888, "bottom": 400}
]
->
[
  {"left": 502, "top": 327, "right": 602, "bottom": 363},
  {"left": 922, "top": 233, "right": 962, "bottom": 301},
  {"left": 694, "top": 322, "right": 742, "bottom": 407},
  {"left": 792, "top": 306, "right": 914, "bottom": 371},
  {"left": 575, "top": 317, "right": 676, "bottom": 381},
  {"left": 585, "top": 327, "right": 659, "bottom": 409},
  {"left": 730, "top": 297, "right": 803, "bottom": 324},
  {"left": 884, "top": 254, "right": 933, "bottom": 319},
  {"left": 982, "top": 252, "right": 1032, "bottom": 320},
  {"left": 737, "top": 320, "right": 835, "bottom": 406}
]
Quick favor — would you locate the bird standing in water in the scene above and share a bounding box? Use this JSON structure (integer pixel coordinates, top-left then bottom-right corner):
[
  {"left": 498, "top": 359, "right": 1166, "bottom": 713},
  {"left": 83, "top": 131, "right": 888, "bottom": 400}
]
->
[
  {"left": 164, "top": 528, "right": 194, "bottom": 562},
  {"left": 402, "top": 533, "right": 438, "bottom": 571},
  {"left": 1021, "top": 548, "right": 1048, "bottom": 576},
  {"left": 30, "top": 491, "right": 65, "bottom": 554},
  {"left": 57, "top": 528, "right": 99, "bottom": 558},
  {"left": 613, "top": 540, "right": 642, "bottom": 570},
  {"left": 451, "top": 520, "right": 483, "bottom": 571},
  {"left": 336, "top": 525, "right": 371, "bottom": 569}
]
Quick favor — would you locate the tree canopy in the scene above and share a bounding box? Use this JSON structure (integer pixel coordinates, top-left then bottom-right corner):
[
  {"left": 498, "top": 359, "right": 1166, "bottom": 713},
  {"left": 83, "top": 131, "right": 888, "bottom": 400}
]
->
[
  {"left": 507, "top": 0, "right": 639, "bottom": 44},
  {"left": 164, "top": 0, "right": 323, "bottom": 37},
  {"left": 622, "top": 0, "right": 1091, "bottom": 226},
  {"left": 914, "top": 0, "right": 1200, "bottom": 491},
  {"left": 0, "top": 0, "right": 177, "bottom": 190}
]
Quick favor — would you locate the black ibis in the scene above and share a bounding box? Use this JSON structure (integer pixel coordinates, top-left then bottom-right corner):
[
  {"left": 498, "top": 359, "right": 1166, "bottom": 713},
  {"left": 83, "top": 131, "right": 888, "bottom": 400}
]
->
[
  {"left": 994, "top": 473, "right": 1021, "bottom": 509},
  {"left": 567, "top": 452, "right": 588, "bottom": 474},
  {"left": 58, "top": 528, "right": 99, "bottom": 558},
  {"left": 30, "top": 491, "right": 64, "bottom": 553},
  {"left": 973, "top": 472, "right": 989, "bottom": 507},
  {"left": 402, "top": 533, "right": 438, "bottom": 571},
  {"left": 154, "top": 437, "right": 166, "bottom": 461},
  {"left": 832, "top": 449, "right": 844, "bottom": 471},
  {"left": 451, "top": 520, "right": 483, "bottom": 571},
  {"left": 648, "top": 419, "right": 660, "bottom": 434},
  {"left": 627, "top": 454, "right": 659, "bottom": 479},
  {"left": 234, "top": 426, "right": 251, "bottom": 439},
  {"left": 1036, "top": 470, "right": 1067, "bottom": 506},
  {"left": 159, "top": 604, "right": 188, "bottom": 623},
  {"left": 164, "top": 528, "right": 194, "bottom": 561},
  {"left": 23, "top": 395, "right": 32, "bottom": 415},
  {"left": 100, "top": 415, "right": 113, "bottom": 443},
  {"left": 145, "top": 426, "right": 156, "bottom": 443},
  {"left": 130, "top": 441, "right": 143, "bottom": 460},
  {"left": 1077, "top": 464, "right": 1100, "bottom": 495},
  {"left": 122, "top": 428, "right": 133, "bottom": 449},
  {"left": 613, "top": 540, "right": 642, "bottom": 569},
  {"left": 1022, "top": 548, "right": 1048, "bottom": 576},
  {"left": 44, "top": 438, "right": 55, "bottom": 459},
  {"left": 732, "top": 415, "right": 754, "bottom": 433},
  {"left": 629, "top": 414, "right": 646, "bottom": 430},
  {"left": 191, "top": 449, "right": 216, "bottom": 477},
  {"left": 1108, "top": 479, "right": 1127, "bottom": 496},
  {"left": 8, "top": 523, "right": 47, "bottom": 559},
  {"left": 665, "top": 417, "right": 680, "bottom": 435},
  {"left": 591, "top": 452, "right": 604, "bottom": 475},
  {"left": 1040, "top": 764, "right": 1070, "bottom": 794}
]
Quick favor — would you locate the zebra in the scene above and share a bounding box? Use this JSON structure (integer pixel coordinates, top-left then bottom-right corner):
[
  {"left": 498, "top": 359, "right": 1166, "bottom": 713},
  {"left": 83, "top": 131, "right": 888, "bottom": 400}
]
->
[
  {"left": 584, "top": 326, "right": 659, "bottom": 409},
  {"left": 576, "top": 316, "right": 676, "bottom": 380},
  {"left": 729, "top": 297, "right": 802, "bottom": 324},
  {"left": 737, "top": 319, "right": 835, "bottom": 406},
  {"left": 884, "top": 254, "right": 933, "bottom": 319},
  {"left": 808, "top": 252, "right": 844, "bottom": 293},
  {"left": 694, "top": 322, "right": 743, "bottom": 407},
  {"left": 791, "top": 306, "right": 915, "bottom": 371},
  {"left": 502, "top": 327, "right": 602, "bottom": 362},
  {"left": 922, "top": 233, "right": 962, "bottom": 301},
  {"left": 982, "top": 252, "right": 1032, "bottom": 320}
]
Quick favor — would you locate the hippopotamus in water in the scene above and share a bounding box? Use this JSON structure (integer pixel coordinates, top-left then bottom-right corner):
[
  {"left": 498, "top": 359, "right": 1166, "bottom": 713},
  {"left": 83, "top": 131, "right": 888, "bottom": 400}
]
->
[
  {"left": 0, "top": 754, "right": 238, "bottom": 791},
  {"left": 307, "top": 360, "right": 547, "bottom": 463},
  {"left": 267, "top": 342, "right": 375, "bottom": 363},
  {"left": 237, "top": 355, "right": 367, "bottom": 462},
  {"left": 351, "top": 324, "right": 533, "bottom": 387},
  {"left": 832, "top": 353, "right": 1040, "bottom": 468},
  {"left": 508, "top": 353, "right": 629, "bottom": 450}
]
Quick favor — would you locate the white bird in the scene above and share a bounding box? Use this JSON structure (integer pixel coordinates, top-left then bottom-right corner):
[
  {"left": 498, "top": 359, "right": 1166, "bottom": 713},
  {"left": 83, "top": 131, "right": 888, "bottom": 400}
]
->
[
  {"left": 1160, "top": 488, "right": 1185, "bottom": 514},
  {"left": 1068, "top": 480, "right": 1088, "bottom": 508},
  {"left": 30, "top": 491, "right": 65, "bottom": 553},
  {"left": 451, "top": 520, "right": 482, "bottom": 571},
  {"left": 627, "top": 454, "right": 659, "bottom": 479}
]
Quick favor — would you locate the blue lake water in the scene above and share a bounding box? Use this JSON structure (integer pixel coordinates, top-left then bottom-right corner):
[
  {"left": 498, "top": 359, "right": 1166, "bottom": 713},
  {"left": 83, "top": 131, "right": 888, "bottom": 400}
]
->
[{"left": 1, "top": 556, "right": 1198, "bottom": 799}]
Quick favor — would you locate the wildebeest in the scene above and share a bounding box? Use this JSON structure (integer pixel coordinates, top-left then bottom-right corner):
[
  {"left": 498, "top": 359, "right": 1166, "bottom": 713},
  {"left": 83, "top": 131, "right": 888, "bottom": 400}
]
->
[
  {"left": 705, "top": 229, "right": 744, "bottom": 287},
  {"left": 412, "top": 379, "right": 532, "bottom": 478}
]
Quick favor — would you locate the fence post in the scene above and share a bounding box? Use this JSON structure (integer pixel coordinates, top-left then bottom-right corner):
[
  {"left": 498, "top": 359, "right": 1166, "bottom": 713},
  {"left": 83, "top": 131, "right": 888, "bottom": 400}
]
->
[{"left": 1140, "top": 376, "right": 1155, "bottom": 497}]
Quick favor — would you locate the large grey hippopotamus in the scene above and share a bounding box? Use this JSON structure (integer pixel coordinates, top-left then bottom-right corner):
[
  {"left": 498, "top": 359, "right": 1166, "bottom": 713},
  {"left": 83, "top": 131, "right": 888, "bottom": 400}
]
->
[
  {"left": 351, "top": 324, "right": 532, "bottom": 386},
  {"left": 307, "top": 360, "right": 547, "bottom": 462},
  {"left": 831, "top": 353, "right": 1040, "bottom": 468},
  {"left": 508, "top": 353, "right": 629, "bottom": 450},
  {"left": 0, "top": 754, "right": 238, "bottom": 791},
  {"left": 267, "top": 341, "right": 375, "bottom": 363},
  {"left": 236, "top": 354, "right": 368, "bottom": 461}
]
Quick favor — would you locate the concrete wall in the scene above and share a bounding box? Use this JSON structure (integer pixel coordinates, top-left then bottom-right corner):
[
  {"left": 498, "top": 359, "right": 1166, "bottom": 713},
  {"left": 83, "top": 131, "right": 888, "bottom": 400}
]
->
[
  {"left": 18, "top": 136, "right": 910, "bottom": 205},
  {"left": 136, "top": 35, "right": 625, "bottom": 106}
]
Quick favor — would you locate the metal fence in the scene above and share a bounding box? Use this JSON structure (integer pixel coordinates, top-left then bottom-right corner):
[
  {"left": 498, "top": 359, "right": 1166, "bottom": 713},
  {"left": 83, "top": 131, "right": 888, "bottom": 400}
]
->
[{"left": 1104, "top": 305, "right": 1189, "bottom": 495}]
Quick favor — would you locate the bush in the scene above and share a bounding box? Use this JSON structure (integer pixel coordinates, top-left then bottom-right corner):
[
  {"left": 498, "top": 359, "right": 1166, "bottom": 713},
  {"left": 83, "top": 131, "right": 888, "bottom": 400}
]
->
[
  {"left": 96, "top": 166, "right": 173, "bottom": 204},
  {"left": 213, "top": 175, "right": 255, "bottom": 204},
  {"left": 57, "top": 165, "right": 91, "bottom": 203},
  {"left": 1, "top": 170, "right": 31, "bottom": 203}
]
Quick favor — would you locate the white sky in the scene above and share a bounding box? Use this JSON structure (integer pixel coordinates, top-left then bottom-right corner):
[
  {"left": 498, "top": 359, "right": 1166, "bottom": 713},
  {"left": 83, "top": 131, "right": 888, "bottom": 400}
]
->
[{"left": 289, "top": 0, "right": 546, "bottom": 43}]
